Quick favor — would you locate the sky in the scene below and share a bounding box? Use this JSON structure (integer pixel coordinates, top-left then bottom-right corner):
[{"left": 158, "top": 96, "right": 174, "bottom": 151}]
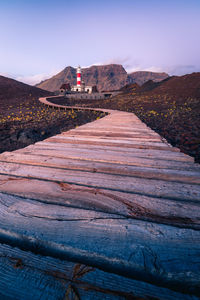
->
[{"left": 0, "top": 0, "right": 200, "bottom": 85}]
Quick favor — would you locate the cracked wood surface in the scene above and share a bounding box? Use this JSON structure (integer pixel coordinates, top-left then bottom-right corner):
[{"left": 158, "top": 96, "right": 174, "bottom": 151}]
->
[{"left": 0, "top": 96, "right": 199, "bottom": 299}]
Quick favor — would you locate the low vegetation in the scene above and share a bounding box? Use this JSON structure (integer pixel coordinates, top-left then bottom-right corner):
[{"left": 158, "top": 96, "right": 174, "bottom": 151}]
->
[
  {"left": 0, "top": 98, "right": 106, "bottom": 154},
  {"left": 107, "top": 93, "right": 200, "bottom": 163}
]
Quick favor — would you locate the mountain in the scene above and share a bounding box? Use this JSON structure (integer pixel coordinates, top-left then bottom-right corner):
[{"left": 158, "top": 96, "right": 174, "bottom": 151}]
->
[
  {"left": 36, "top": 64, "right": 128, "bottom": 92},
  {"left": 119, "top": 83, "right": 140, "bottom": 93},
  {"left": 121, "top": 72, "right": 200, "bottom": 99},
  {"left": 128, "top": 71, "right": 169, "bottom": 86},
  {"left": 144, "top": 72, "right": 200, "bottom": 99},
  {"left": 0, "top": 75, "right": 52, "bottom": 105},
  {"left": 138, "top": 80, "right": 161, "bottom": 92},
  {"left": 36, "top": 67, "right": 77, "bottom": 93},
  {"left": 82, "top": 64, "right": 128, "bottom": 91},
  {"left": 36, "top": 64, "right": 169, "bottom": 92}
]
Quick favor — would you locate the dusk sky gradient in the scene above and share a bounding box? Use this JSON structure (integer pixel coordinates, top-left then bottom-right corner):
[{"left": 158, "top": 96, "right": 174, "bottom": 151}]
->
[{"left": 0, "top": 0, "right": 200, "bottom": 85}]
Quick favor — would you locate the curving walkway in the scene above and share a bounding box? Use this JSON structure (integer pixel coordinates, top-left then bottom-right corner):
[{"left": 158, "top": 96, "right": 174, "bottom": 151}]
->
[{"left": 0, "top": 96, "right": 199, "bottom": 299}]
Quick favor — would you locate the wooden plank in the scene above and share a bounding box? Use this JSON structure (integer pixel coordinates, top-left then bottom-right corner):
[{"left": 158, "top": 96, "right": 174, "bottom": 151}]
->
[
  {"left": 1, "top": 150, "right": 197, "bottom": 172},
  {"left": 0, "top": 162, "right": 199, "bottom": 201},
  {"left": 0, "top": 153, "right": 199, "bottom": 184},
  {"left": 45, "top": 136, "right": 187, "bottom": 153},
  {"left": 15, "top": 143, "right": 186, "bottom": 160},
  {"left": 70, "top": 125, "right": 160, "bottom": 132},
  {"left": 16, "top": 141, "right": 195, "bottom": 163},
  {"left": 0, "top": 192, "right": 199, "bottom": 297},
  {"left": 0, "top": 175, "right": 199, "bottom": 229},
  {"left": 71, "top": 129, "right": 160, "bottom": 137},
  {"left": 46, "top": 135, "right": 171, "bottom": 147},
  {"left": 64, "top": 130, "right": 162, "bottom": 140},
  {"left": 0, "top": 243, "right": 197, "bottom": 300}
]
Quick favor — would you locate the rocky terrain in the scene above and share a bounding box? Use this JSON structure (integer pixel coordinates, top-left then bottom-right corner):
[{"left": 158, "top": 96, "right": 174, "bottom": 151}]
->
[
  {"left": 36, "top": 64, "right": 169, "bottom": 92},
  {"left": 50, "top": 72, "right": 200, "bottom": 163},
  {"left": 0, "top": 76, "right": 106, "bottom": 154},
  {"left": 127, "top": 71, "right": 169, "bottom": 86}
]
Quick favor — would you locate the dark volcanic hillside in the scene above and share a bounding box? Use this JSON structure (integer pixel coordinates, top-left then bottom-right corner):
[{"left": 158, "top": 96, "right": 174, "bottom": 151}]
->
[
  {"left": 145, "top": 72, "right": 200, "bottom": 99},
  {"left": 0, "top": 75, "right": 105, "bottom": 155},
  {"left": 0, "top": 75, "right": 52, "bottom": 107},
  {"left": 36, "top": 64, "right": 169, "bottom": 92}
]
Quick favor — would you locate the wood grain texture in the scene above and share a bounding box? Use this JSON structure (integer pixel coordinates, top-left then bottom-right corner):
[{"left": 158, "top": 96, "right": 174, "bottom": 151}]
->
[
  {"left": 0, "top": 96, "right": 199, "bottom": 299},
  {"left": 0, "top": 243, "right": 197, "bottom": 300}
]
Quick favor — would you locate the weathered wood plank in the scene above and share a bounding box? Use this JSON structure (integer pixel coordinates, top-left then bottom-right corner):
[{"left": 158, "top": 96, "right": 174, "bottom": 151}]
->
[
  {"left": 0, "top": 192, "right": 199, "bottom": 297},
  {"left": 14, "top": 142, "right": 194, "bottom": 163},
  {"left": 45, "top": 137, "right": 189, "bottom": 154},
  {"left": 65, "top": 130, "right": 162, "bottom": 141},
  {"left": 0, "top": 99, "right": 199, "bottom": 298},
  {"left": 46, "top": 135, "right": 174, "bottom": 150},
  {"left": 0, "top": 153, "right": 199, "bottom": 184},
  {"left": 0, "top": 243, "right": 197, "bottom": 300},
  {"left": 0, "top": 175, "right": 199, "bottom": 229},
  {"left": 69, "top": 125, "right": 160, "bottom": 133},
  {"left": 0, "top": 150, "right": 198, "bottom": 172},
  {"left": 0, "top": 162, "right": 199, "bottom": 201},
  {"left": 69, "top": 130, "right": 160, "bottom": 139}
]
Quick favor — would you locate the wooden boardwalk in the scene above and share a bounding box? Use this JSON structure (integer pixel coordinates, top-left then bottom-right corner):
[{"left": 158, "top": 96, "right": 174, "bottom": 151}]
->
[{"left": 0, "top": 97, "right": 199, "bottom": 299}]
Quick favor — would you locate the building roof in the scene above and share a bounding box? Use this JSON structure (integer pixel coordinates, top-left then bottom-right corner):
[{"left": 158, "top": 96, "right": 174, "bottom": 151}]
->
[{"left": 60, "top": 83, "right": 71, "bottom": 90}]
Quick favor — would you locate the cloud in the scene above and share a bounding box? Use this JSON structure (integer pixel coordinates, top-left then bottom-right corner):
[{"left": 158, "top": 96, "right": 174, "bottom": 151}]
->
[
  {"left": 81, "top": 62, "right": 104, "bottom": 68},
  {"left": 81, "top": 57, "right": 132, "bottom": 69},
  {"left": 74, "top": 58, "right": 168, "bottom": 75},
  {"left": 16, "top": 73, "right": 51, "bottom": 85},
  {"left": 0, "top": 70, "right": 60, "bottom": 85},
  {"left": 166, "top": 65, "right": 199, "bottom": 76},
  {"left": 104, "top": 56, "right": 131, "bottom": 66},
  {"left": 0, "top": 72, "right": 15, "bottom": 78},
  {"left": 143, "top": 66, "right": 165, "bottom": 73},
  {"left": 126, "top": 64, "right": 165, "bottom": 74},
  {"left": 79, "top": 59, "right": 170, "bottom": 75},
  {"left": 126, "top": 64, "right": 200, "bottom": 75},
  {"left": 16, "top": 69, "right": 60, "bottom": 85}
]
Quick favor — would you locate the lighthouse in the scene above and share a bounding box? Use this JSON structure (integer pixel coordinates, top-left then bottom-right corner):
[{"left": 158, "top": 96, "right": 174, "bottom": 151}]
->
[
  {"left": 77, "top": 65, "right": 81, "bottom": 87},
  {"left": 71, "top": 65, "right": 93, "bottom": 93}
]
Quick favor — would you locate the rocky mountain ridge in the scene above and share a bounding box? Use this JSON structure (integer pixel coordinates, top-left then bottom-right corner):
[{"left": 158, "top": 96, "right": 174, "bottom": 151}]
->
[
  {"left": 127, "top": 71, "right": 169, "bottom": 86},
  {"left": 36, "top": 64, "right": 169, "bottom": 92}
]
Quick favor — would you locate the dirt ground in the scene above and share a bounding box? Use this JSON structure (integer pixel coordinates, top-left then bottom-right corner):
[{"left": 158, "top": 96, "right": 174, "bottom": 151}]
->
[{"left": 0, "top": 97, "right": 106, "bottom": 154}]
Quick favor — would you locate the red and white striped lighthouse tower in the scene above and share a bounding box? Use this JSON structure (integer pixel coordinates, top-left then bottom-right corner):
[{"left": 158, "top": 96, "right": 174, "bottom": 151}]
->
[{"left": 77, "top": 65, "right": 81, "bottom": 87}]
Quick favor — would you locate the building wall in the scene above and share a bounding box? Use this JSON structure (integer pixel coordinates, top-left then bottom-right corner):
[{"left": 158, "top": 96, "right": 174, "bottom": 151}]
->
[
  {"left": 71, "top": 86, "right": 83, "bottom": 92},
  {"left": 85, "top": 86, "right": 92, "bottom": 94},
  {"left": 71, "top": 85, "right": 93, "bottom": 94},
  {"left": 64, "top": 92, "right": 120, "bottom": 100}
]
